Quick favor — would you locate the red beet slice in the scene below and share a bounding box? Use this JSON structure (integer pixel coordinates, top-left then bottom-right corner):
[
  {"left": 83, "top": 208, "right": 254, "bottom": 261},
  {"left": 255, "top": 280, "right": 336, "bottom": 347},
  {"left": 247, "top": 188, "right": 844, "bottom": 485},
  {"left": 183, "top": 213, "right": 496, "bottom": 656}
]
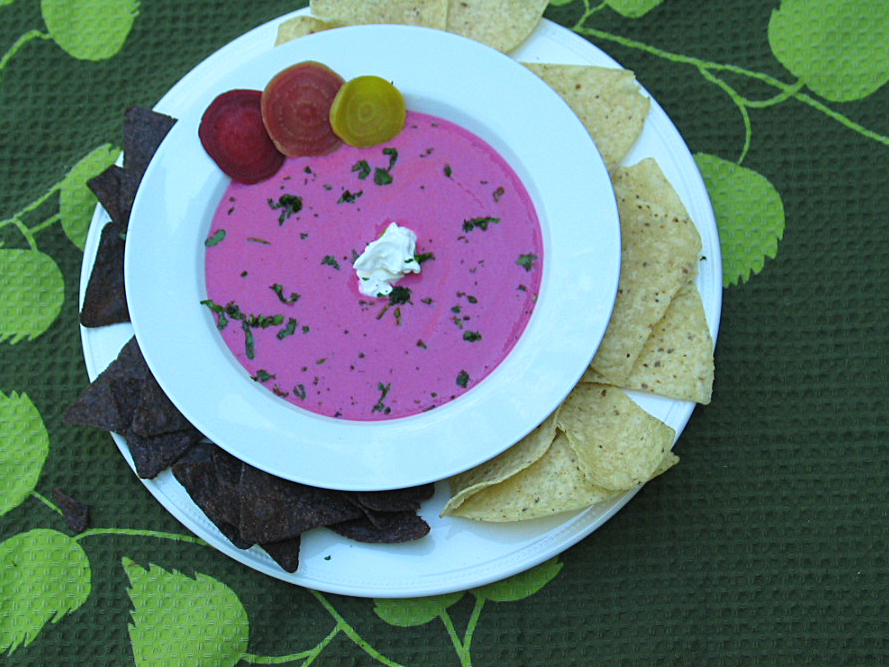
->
[
  {"left": 261, "top": 61, "right": 344, "bottom": 157},
  {"left": 199, "top": 89, "right": 285, "bottom": 184}
]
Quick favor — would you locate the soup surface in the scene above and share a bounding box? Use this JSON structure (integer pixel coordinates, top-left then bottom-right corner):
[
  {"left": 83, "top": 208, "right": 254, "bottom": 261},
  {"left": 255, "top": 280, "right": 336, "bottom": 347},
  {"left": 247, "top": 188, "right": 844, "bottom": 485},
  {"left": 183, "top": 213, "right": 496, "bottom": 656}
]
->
[{"left": 203, "top": 111, "right": 542, "bottom": 420}]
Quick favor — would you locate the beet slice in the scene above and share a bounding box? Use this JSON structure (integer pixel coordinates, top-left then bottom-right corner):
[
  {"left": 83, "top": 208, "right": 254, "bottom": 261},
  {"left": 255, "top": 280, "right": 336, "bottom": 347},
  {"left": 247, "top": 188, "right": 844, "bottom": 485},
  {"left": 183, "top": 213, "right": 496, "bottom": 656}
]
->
[
  {"left": 261, "top": 61, "right": 344, "bottom": 157},
  {"left": 199, "top": 89, "right": 285, "bottom": 184}
]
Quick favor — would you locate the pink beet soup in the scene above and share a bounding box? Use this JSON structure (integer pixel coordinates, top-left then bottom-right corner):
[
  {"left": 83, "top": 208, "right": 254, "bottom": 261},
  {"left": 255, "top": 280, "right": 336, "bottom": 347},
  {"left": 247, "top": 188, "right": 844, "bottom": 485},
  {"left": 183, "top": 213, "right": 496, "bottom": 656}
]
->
[{"left": 203, "top": 111, "right": 542, "bottom": 420}]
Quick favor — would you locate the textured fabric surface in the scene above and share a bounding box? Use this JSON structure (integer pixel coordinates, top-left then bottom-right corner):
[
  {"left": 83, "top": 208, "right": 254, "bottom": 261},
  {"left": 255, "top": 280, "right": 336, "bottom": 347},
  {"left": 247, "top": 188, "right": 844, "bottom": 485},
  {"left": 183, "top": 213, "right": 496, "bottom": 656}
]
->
[{"left": 1, "top": 0, "right": 887, "bottom": 665}]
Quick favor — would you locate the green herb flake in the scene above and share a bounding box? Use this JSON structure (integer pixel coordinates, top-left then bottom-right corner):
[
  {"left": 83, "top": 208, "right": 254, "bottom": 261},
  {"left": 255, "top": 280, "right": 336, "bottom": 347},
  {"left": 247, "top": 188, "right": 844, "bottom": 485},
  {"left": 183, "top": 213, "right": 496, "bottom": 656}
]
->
[
  {"left": 382, "top": 147, "right": 398, "bottom": 168},
  {"left": 242, "top": 321, "right": 255, "bottom": 359},
  {"left": 443, "top": 164, "right": 452, "bottom": 177},
  {"left": 351, "top": 160, "right": 371, "bottom": 179},
  {"left": 246, "top": 237, "right": 270, "bottom": 244},
  {"left": 492, "top": 186, "right": 505, "bottom": 202},
  {"left": 388, "top": 285, "right": 412, "bottom": 305},
  {"left": 456, "top": 370, "right": 469, "bottom": 388},
  {"left": 372, "top": 382, "right": 392, "bottom": 414},
  {"left": 516, "top": 253, "right": 538, "bottom": 272},
  {"left": 267, "top": 194, "right": 303, "bottom": 224},
  {"left": 293, "top": 384, "right": 307, "bottom": 400},
  {"left": 462, "top": 216, "right": 500, "bottom": 232},
  {"left": 463, "top": 330, "right": 482, "bottom": 342},
  {"left": 200, "top": 299, "right": 228, "bottom": 329},
  {"left": 373, "top": 168, "right": 393, "bottom": 186},
  {"left": 416, "top": 339, "right": 427, "bottom": 349},
  {"left": 338, "top": 189, "right": 362, "bottom": 204},
  {"left": 414, "top": 251, "right": 434, "bottom": 264},
  {"left": 277, "top": 317, "right": 298, "bottom": 339},
  {"left": 252, "top": 369, "right": 275, "bottom": 382},
  {"left": 321, "top": 255, "right": 341, "bottom": 270},
  {"left": 204, "top": 229, "right": 226, "bottom": 246},
  {"left": 270, "top": 283, "right": 300, "bottom": 305}
]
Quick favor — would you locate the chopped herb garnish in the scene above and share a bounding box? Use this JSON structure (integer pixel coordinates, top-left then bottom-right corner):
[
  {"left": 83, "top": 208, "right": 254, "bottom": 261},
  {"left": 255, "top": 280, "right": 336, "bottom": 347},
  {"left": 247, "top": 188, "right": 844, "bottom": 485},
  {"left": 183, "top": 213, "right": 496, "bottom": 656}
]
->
[
  {"left": 245, "top": 313, "right": 284, "bottom": 328},
  {"left": 372, "top": 382, "right": 391, "bottom": 414},
  {"left": 382, "top": 147, "right": 398, "bottom": 169},
  {"left": 270, "top": 283, "right": 300, "bottom": 304},
  {"left": 252, "top": 369, "right": 275, "bottom": 382},
  {"left": 277, "top": 317, "right": 298, "bottom": 339},
  {"left": 420, "top": 297, "right": 433, "bottom": 305},
  {"left": 462, "top": 216, "right": 500, "bottom": 232},
  {"left": 492, "top": 186, "right": 505, "bottom": 202},
  {"left": 302, "top": 325, "right": 310, "bottom": 333},
  {"left": 204, "top": 229, "right": 225, "bottom": 246},
  {"left": 246, "top": 237, "right": 270, "bottom": 244},
  {"left": 414, "top": 251, "right": 434, "bottom": 264},
  {"left": 321, "top": 255, "right": 340, "bottom": 270},
  {"left": 443, "top": 164, "right": 452, "bottom": 177},
  {"left": 463, "top": 330, "right": 482, "bottom": 342},
  {"left": 267, "top": 194, "right": 303, "bottom": 224},
  {"left": 416, "top": 339, "right": 427, "bottom": 349},
  {"left": 466, "top": 294, "right": 478, "bottom": 304},
  {"left": 293, "top": 384, "right": 307, "bottom": 400},
  {"left": 456, "top": 370, "right": 469, "bottom": 388},
  {"left": 388, "top": 285, "right": 412, "bottom": 305},
  {"left": 338, "top": 189, "right": 362, "bottom": 203},
  {"left": 242, "top": 321, "right": 255, "bottom": 359},
  {"left": 200, "top": 299, "right": 228, "bottom": 329},
  {"left": 516, "top": 253, "right": 538, "bottom": 272},
  {"left": 373, "top": 168, "right": 393, "bottom": 185},
  {"left": 351, "top": 160, "right": 371, "bottom": 179}
]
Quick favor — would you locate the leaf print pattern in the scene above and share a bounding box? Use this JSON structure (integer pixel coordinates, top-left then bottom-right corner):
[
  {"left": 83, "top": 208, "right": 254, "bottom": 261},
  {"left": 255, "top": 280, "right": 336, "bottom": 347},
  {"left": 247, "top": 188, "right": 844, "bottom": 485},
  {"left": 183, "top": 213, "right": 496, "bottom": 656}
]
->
[{"left": 0, "top": 1, "right": 886, "bottom": 665}]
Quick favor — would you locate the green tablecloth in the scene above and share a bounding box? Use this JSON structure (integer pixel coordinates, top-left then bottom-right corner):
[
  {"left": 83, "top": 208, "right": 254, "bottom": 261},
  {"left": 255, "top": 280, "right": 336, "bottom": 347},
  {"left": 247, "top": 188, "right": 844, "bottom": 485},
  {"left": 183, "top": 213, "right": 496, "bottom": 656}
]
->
[{"left": 2, "top": 0, "right": 887, "bottom": 664}]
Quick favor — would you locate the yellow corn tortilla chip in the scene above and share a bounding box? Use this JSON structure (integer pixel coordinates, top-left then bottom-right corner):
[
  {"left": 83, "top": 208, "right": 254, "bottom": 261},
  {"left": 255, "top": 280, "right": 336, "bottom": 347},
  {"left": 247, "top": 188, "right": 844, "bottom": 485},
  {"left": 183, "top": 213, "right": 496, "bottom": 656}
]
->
[
  {"left": 556, "top": 383, "right": 676, "bottom": 491},
  {"left": 445, "top": 0, "right": 549, "bottom": 52},
  {"left": 522, "top": 63, "right": 649, "bottom": 172},
  {"left": 441, "top": 410, "right": 558, "bottom": 515},
  {"left": 309, "top": 0, "right": 448, "bottom": 29},
  {"left": 583, "top": 282, "right": 714, "bottom": 404},
  {"left": 446, "top": 432, "right": 617, "bottom": 521},
  {"left": 275, "top": 15, "right": 335, "bottom": 46},
  {"left": 590, "top": 159, "right": 702, "bottom": 384}
]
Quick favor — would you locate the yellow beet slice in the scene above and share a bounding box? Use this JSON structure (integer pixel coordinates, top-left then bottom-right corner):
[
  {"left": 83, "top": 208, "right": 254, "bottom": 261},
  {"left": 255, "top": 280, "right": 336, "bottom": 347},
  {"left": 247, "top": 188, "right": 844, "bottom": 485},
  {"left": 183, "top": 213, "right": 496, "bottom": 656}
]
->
[{"left": 329, "top": 75, "right": 405, "bottom": 147}]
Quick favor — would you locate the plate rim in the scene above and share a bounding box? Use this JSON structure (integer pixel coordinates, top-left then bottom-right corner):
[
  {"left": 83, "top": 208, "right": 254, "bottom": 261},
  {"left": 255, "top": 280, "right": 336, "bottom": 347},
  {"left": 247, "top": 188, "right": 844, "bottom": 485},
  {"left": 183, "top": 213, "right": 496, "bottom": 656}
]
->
[
  {"left": 77, "top": 11, "right": 721, "bottom": 597},
  {"left": 121, "top": 21, "right": 621, "bottom": 491}
]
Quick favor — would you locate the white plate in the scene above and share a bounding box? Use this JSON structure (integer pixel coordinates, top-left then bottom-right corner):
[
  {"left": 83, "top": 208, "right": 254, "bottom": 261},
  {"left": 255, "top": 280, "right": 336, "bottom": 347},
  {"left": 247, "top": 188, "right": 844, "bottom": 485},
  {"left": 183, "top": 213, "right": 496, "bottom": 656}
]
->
[
  {"left": 79, "top": 13, "right": 721, "bottom": 597},
  {"left": 122, "top": 23, "right": 619, "bottom": 491}
]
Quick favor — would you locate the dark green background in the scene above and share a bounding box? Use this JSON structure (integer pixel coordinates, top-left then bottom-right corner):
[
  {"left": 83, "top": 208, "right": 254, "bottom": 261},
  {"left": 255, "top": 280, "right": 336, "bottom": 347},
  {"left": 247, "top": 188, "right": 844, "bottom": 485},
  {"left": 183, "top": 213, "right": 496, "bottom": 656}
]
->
[{"left": 2, "top": 0, "right": 887, "bottom": 664}]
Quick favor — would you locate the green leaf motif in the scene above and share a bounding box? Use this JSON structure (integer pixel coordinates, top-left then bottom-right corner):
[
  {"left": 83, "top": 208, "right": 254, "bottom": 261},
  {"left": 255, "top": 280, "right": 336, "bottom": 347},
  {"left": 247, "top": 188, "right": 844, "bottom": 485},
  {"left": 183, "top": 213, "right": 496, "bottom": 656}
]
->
[
  {"left": 473, "top": 557, "right": 562, "bottom": 602},
  {"left": 0, "top": 530, "right": 91, "bottom": 653},
  {"left": 123, "top": 558, "right": 248, "bottom": 667},
  {"left": 0, "top": 391, "right": 49, "bottom": 516},
  {"left": 60, "top": 144, "right": 119, "bottom": 250},
  {"left": 694, "top": 153, "right": 785, "bottom": 287},
  {"left": 0, "top": 249, "right": 64, "bottom": 344},
  {"left": 606, "top": 0, "right": 663, "bottom": 18},
  {"left": 374, "top": 592, "right": 465, "bottom": 627},
  {"left": 768, "top": 0, "right": 889, "bottom": 101},
  {"left": 41, "top": 0, "right": 139, "bottom": 61}
]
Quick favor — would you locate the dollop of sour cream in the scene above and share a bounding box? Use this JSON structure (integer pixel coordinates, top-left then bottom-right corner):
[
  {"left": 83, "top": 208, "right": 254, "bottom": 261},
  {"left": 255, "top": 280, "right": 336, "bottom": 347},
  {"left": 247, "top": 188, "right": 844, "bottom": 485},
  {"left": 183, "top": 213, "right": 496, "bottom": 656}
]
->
[{"left": 353, "top": 222, "right": 421, "bottom": 297}]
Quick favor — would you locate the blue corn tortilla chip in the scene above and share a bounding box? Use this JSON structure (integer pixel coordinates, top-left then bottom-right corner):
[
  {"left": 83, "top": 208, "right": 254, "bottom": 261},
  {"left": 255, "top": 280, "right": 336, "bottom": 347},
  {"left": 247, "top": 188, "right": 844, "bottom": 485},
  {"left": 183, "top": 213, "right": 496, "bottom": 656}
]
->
[{"left": 79, "top": 221, "right": 129, "bottom": 327}]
